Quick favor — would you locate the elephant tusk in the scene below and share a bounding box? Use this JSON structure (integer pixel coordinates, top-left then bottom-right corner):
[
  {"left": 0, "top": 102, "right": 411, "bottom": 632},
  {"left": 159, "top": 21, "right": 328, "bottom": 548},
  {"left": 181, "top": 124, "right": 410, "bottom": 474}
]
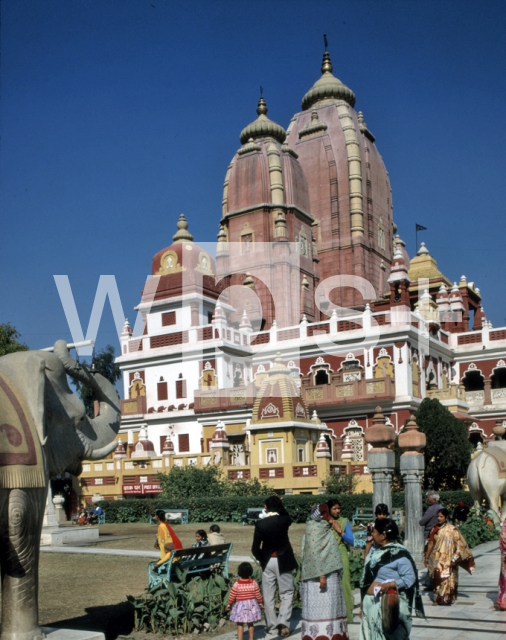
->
[{"left": 76, "top": 430, "right": 119, "bottom": 461}]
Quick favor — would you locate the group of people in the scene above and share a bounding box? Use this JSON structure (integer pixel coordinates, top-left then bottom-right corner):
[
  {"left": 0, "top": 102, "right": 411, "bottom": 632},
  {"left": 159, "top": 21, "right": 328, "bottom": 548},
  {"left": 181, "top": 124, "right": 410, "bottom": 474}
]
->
[
  {"left": 241, "top": 495, "right": 424, "bottom": 640},
  {"left": 151, "top": 494, "right": 506, "bottom": 640},
  {"left": 153, "top": 510, "right": 225, "bottom": 566},
  {"left": 76, "top": 504, "right": 103, "bottom": 526}
]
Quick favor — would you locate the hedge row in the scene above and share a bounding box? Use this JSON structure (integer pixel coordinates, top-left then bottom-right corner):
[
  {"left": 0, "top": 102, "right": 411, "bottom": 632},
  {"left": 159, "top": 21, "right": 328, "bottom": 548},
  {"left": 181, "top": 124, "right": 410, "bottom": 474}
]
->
[{"left": 98, "top": 490, "right": 474, "bottom": 524}]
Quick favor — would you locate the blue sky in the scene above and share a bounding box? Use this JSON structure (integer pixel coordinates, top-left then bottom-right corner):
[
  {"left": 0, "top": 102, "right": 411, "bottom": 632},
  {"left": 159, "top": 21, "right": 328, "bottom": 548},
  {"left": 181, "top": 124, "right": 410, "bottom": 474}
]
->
[{"left": 1, "top": 0, "right": 505, "bottom": 356}]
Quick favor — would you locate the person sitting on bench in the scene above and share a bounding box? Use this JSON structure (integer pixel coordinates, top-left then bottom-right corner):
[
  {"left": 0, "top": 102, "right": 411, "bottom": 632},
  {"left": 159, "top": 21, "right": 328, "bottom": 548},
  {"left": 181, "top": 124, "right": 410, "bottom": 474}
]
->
[
  {"left": 154, "top": 510, "right": 183, "bottom": 566},
  {"left": 88, "top": 505, "right": 102, "bottom": 525}
]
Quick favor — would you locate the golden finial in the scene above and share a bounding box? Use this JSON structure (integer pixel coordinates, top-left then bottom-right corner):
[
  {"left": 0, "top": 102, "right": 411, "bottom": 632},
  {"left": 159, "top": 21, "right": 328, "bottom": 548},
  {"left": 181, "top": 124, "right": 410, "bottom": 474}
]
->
[
  {"left": 172, "top": 213, "right": 194, "bottom": 243},
  {"left": 321, "top": 50, "right": 333, "bottom": 75},
  {"left": 256, "top": 97, "right": 268, "bottom": 117}
]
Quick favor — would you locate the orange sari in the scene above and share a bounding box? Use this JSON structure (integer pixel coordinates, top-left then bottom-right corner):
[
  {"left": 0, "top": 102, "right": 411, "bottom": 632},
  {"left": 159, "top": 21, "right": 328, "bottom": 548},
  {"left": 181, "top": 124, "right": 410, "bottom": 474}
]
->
[{"left": 427, "top": 522, "right": 475, "bottom": 605}]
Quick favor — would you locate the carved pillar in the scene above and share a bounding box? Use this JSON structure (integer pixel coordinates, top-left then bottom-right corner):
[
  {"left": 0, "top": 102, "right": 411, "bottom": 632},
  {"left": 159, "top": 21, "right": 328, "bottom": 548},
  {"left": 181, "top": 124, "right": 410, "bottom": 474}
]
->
[
  {"left": 399, "top": 414, "right": 426, "bottom": 561},
  {"left": 484, "top": 378, "right": 492, "bottom": 405},
  {"left": 364, "top": 406, "right": 396, "bottom": 513}
]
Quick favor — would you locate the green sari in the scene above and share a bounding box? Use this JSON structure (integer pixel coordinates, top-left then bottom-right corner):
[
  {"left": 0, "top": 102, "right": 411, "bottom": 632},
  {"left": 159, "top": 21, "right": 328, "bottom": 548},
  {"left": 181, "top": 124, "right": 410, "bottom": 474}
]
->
[{"left": 332, "top": 517, "right": 354, "bottom": 624}]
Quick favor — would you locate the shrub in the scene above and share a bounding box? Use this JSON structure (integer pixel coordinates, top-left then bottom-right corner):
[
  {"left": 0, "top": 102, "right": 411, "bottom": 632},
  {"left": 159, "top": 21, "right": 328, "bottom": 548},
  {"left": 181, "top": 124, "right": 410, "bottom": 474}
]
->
[
  {"left": 349, "top": 550, "right": 365, "bottom": 589},
  {"left": 322, "top": 472, "right": 359, "bottom": 495},
  {"left": 156, "top": 465, "right": 274, "bottom": 500},
  {"left": 458, "top": 508, "right": 499, "bottom": 548},
  {"left": 127, "top": 565, "right": 231, "bottom": 634},
  {"left": 98, "top": 490, "right": 477, "bottom": 524}
]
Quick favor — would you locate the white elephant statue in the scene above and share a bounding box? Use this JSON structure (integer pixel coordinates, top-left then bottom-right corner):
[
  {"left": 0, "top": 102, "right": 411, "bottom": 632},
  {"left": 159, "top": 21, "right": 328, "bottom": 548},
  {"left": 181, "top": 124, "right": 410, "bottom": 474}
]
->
[
  {"left": 0, "top": 340, "right": 120, "bottom": 640},
  {"left": 467, "top": 440, "right": 506, "bottom": 522}
]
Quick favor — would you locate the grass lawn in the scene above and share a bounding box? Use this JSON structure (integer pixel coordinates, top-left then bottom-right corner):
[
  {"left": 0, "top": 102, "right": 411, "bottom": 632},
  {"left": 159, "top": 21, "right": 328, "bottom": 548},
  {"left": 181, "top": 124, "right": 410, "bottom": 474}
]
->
[{"left": 38, "top": 521, "right": 308, "bottom": 639}]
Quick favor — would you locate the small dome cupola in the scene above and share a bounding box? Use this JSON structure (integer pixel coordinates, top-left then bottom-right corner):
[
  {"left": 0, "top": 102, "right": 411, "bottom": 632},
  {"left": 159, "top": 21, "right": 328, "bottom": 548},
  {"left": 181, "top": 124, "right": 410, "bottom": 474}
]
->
[
  {"left": 131, "top": 426, "right": 156, "bottom": 458},
  {"left": 113, "top": 438, "right": 127, "bottom": 459},
  {"left": 316, "top": 433, "right": 331, "bottom": 458},
  {"left": 162, "top": 437, "right": 175, "bottom": 456},
  {"left": 301, "top": 49, "right": 356, "bottom": 110},
  {"left": 239, "top": 97, "right": 286, "bottom": 145},
  {"left": 210, "top": 420, "right": 230, "bottom": 449}
]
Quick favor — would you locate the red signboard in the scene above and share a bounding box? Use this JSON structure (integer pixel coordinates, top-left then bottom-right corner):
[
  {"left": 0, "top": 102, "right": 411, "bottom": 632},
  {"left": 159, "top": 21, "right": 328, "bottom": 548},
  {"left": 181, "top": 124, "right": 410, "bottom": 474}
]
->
[{"left": 122, "top": 484, "right": 162, "bottom": 495}]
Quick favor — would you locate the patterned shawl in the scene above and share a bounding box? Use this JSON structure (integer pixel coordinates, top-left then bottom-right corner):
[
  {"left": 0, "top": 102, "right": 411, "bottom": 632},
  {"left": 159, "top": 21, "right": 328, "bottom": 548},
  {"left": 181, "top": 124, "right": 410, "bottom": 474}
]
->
[
  {"left": 301, "top": 518, "right": 343, "bottom": 581},
  {"left": 360, "top": 542, "right": 425, "bottom": 619},
  {"left": 428, "top": 522, "right": 475, "bottom": 576},
  {"left": 500, "top": 520, "right": 506, "bottom": 555}
]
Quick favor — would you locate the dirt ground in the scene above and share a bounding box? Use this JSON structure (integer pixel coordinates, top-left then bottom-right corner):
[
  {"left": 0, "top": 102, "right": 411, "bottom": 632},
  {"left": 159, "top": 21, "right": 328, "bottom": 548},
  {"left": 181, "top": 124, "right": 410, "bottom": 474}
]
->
[{"left": 37, "top": 522, "right": 307, "bottom": 639}]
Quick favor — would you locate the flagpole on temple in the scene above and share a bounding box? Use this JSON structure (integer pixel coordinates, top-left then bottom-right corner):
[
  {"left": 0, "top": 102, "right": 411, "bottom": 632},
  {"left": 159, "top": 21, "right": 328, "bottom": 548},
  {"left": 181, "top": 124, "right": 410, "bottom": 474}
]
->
[{"left": 415, "top": 223, "right": 427, "bottom": 252}]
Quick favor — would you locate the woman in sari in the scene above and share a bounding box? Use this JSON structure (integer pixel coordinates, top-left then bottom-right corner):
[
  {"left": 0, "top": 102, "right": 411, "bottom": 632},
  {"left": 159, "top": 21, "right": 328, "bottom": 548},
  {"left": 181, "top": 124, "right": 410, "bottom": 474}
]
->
[
  {"left": 153, "top": 509, "right": 183, "bottom": 567},
  {"left": 359, "top": 518, "right": 424, "bottom": 640},
  {"left": 327, "top": 498, "right": 355, "bottom": 623},
  {"left": 497, "top": 518, "right": 506, "bottom": 610},
  {"left": 425, "top": 508, "right": 475, "bottom": 605},
  {"left": 301, "top": 504, "right": 349, "bottom": 640}
]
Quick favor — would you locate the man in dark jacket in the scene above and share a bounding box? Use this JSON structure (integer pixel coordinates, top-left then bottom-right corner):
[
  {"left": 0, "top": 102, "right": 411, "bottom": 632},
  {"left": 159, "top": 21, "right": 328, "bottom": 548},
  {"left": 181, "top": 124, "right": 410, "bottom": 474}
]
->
[
  {"left": 252, "top": 495, "right": 297, "bottom": 636},
  {"left": 419, "top": 491, "right": 443, "bottom": 587}
]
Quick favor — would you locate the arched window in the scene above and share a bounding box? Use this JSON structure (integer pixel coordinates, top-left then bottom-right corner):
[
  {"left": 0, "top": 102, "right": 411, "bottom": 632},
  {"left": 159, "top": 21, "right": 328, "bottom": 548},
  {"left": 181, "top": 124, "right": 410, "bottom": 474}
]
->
[
  {"left": 491, "top": 367, "right": 506, "bottom": 389},
  {"left": 315, "top": 369, "right": 330, "bottom": 385},
  {"left": 462, "top": 370, "right": 484, "bottom": 392}
]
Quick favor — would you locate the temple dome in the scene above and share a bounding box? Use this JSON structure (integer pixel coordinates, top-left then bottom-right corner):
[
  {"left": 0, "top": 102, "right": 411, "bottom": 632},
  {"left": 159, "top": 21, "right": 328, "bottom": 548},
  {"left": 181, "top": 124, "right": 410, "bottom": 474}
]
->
[
  {"left": 407, "top": 243, "right": 452, "bottom": 287},
  {"left": 250, "top": 354, "right": 312, "bottom": 426},
  {"left": 286, "top": 49, "right": 393, "bottom": 308},
  {"left": 222, "top": 100, "right": 311, "bottom": 218},
  {"left": 151, "top": 214, "right": 216, "bottom": 277},
  {"left": 240, "top": 97, "right": 286, "bottom": 145},
  {"left": 146, "top": 214, "right": 220, "bottom": 303},
  {"left": 301, "top": 51, "right": 356, "bottom": 110}
]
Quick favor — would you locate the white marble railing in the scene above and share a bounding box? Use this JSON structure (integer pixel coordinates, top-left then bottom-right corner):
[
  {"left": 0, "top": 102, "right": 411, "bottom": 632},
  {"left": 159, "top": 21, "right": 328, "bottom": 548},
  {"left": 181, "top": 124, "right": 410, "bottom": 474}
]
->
[{"left": 466, "top": 390, "right": 485, "bottom": 405}]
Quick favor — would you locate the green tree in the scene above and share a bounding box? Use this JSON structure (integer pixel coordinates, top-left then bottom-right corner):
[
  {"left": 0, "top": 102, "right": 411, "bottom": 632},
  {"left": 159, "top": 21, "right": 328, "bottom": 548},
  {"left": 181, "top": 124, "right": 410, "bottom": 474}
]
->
[
  {"left": 414, "top": 397, "right": 472, "bottom": 491},
  {"left": 157, "top": 465, "right": 274, "bottom": 499},
  {"left": 223, "top": 476, "right": 274, "bottom": 496},
  {"left": 322, "top": 472, "right": 358, "bottom": 494},
  {"left": 0, "top": 323, "right": 28, "bottom": 356},
  {"left": 157, "top": 465, "right": 226, "bottom": 499},
  {"left": 72, "top": 345, "right": 121, "bottom": 416}
]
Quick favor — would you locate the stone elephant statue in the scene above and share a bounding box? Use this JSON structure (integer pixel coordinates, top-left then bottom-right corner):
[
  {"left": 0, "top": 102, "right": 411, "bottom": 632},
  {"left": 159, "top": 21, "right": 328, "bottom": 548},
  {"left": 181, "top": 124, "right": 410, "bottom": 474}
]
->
[
  {"left": 0, "top": 340, "right": 120, "bottom": 640},
  {"left": 467, "top": 440, "right": 506, "bottom": 522}
]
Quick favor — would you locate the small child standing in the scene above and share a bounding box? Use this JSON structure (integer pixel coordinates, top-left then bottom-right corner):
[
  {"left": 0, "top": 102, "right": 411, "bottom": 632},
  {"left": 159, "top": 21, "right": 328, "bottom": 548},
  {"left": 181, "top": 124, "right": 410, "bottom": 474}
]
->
[{"left": 226, "top": 562, "right": 264, "bottom": 640}]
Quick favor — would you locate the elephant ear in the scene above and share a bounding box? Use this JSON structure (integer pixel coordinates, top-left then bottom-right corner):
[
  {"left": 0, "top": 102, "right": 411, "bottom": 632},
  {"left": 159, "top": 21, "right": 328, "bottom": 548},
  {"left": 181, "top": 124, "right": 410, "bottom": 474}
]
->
[{"left": 22, "top": 354, "right": 47, "bottom": 445}]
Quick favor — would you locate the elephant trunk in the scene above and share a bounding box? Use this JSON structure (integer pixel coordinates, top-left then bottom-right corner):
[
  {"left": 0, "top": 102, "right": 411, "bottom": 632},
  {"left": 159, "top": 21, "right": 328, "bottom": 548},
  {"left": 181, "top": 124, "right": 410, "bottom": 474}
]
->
[
  {"left": 76, "top": 430, "right": 119, "bottom": 460},
  {"left": 53, "top": 340, "right": 121, "bottom": 453}
]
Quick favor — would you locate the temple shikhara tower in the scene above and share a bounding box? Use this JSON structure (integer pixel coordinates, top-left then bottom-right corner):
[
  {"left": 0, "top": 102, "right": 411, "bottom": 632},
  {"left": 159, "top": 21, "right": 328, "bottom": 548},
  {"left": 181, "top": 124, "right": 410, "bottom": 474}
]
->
[{"left": 77, "top": 48, "right": 506, "bottom": 502}]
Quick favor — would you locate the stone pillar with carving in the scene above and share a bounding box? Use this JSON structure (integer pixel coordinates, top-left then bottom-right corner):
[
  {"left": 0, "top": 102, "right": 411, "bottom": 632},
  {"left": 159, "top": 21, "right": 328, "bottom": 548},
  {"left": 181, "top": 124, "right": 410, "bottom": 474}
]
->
[
  {"left": 399, "top": 414, "right": 426, "bottom": 561},
  {"left": 364, "top": 406, "right": 396, "bottom": 513},
  {"left": 484, "top": 378, "right": 492, "bottom": 406}
]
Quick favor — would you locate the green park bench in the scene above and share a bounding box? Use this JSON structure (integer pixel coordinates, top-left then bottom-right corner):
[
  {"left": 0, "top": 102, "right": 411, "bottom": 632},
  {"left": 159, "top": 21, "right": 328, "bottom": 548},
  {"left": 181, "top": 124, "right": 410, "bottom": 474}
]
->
[
  {"left": 148, "top": 542, "right": 233, "bottom": 587},
  {"left": 149, "top": 509, "right": 189, "bottom": 525},
  {"left": 351, "top": 507, "right": 403, "bottom": 527},
  {"left": 241, "top": 507, "right": 264, "bottom": 526}
]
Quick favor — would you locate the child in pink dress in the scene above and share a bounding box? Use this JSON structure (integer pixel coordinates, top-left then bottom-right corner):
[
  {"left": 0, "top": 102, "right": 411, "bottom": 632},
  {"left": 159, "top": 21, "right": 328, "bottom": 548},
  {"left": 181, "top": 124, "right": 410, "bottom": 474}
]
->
[{"left": 226, "top": 562, "right": 264, "bottom": 640}]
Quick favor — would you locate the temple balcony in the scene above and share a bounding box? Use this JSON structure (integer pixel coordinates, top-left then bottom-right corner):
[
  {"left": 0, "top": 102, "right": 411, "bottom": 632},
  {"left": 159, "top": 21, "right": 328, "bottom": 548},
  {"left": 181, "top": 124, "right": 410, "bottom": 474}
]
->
[
  {"left": 193, "top": 383, "right": 256, "bottom": 414},
  {"left": 426, "top": 384, "right": 466, "bottom": 403},
  {"left": 120, "top": 395, "right": 147, "bottom": 418},
  {"left": 301, "top": 375, "right": 395, "bottom": 407}
]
